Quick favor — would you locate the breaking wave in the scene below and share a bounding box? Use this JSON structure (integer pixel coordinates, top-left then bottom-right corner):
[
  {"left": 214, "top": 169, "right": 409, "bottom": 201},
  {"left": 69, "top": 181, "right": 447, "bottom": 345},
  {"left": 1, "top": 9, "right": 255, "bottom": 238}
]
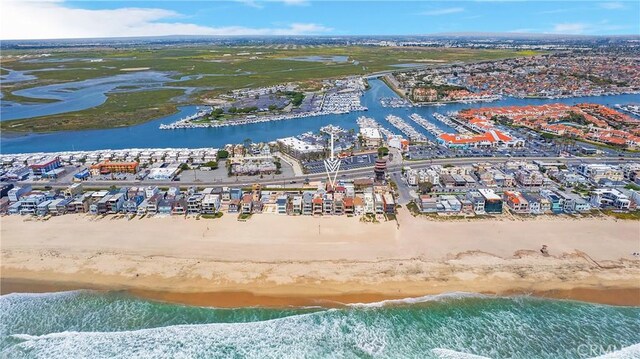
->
[{"left": 1, "top": 291, "right": 639, "bottom": 358}]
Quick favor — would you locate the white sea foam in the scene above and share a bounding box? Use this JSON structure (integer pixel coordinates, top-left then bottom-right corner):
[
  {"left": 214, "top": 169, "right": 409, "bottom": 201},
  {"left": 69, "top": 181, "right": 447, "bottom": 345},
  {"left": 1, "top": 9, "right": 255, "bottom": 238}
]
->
[
  {"left": 0, "top": 290, "right": 86, "bottom": 300},
  {"left": 3, "top": 310, "right": 387, "bottom": 358},
  {"left": 346, "top": 292, "right": 491, "bottom": 308},
  {"left": 589, "top": 343, "right": 640, "bottom": 359},
  {"left": 432, "top": 348, "right": 492, "bottom": 359}
]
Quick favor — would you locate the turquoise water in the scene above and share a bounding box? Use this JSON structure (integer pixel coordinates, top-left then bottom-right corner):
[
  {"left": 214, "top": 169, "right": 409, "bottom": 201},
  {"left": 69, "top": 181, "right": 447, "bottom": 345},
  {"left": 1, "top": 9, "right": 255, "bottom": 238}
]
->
[{"left": 1, "top": 291, "right": 638, "bottom": 358}]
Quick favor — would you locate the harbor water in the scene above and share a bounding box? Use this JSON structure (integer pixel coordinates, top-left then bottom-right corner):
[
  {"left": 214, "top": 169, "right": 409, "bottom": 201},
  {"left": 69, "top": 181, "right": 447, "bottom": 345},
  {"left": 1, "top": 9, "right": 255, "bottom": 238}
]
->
[
  {"left": 1, "top": 78, "right": 639, "bottom": 154},
  {"left": 1, "top": 290, "right": 639, "bottom": 358}
]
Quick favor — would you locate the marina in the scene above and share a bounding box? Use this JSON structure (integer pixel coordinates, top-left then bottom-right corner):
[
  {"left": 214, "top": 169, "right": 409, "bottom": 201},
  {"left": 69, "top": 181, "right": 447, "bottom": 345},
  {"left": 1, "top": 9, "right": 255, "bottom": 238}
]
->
[
  {"left": 408, "top": 113, "right": 444, "bottom": 137},
  {"left": 356, "top": 116, "right": 395, "bottom": 140},
  {"left": 2, "top": 79, "right": 640, "bottom": 154},
  {"left": 433, "top": 112, "right": 474, "bottom": 134},
  {"left": 385, "top": 114, "right": 428, "bottom": 143}
]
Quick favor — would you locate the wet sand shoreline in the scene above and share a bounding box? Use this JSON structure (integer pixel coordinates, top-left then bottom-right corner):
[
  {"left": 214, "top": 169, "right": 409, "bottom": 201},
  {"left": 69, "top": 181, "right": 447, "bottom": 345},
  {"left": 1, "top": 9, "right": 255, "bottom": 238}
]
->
[{"left": 2, "top": 212, "right": 639, "bottom": 308}]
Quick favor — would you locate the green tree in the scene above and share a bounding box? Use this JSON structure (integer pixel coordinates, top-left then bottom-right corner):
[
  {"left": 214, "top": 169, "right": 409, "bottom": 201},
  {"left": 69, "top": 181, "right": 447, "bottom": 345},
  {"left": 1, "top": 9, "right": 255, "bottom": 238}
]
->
[
  {"left": 203, "top": 161, "right": 218, "bottom": 169},
  {"left": 377, "top": 146, "right": 389, "bottom": 157},
  {"left": 217, "top": 150, "right": 229, "bottom": 160}
]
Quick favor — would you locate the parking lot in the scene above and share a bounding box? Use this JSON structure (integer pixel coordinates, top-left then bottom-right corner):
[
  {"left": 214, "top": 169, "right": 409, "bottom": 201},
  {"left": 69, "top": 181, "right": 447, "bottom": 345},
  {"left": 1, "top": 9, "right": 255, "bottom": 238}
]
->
[{"left": 303, "top": 153, "right": 378, "bottom": 174}]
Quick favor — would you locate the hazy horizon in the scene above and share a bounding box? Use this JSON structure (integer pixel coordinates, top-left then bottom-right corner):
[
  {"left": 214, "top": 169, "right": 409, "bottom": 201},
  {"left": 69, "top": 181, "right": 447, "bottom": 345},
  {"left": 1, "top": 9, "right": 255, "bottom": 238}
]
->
[{"left": 2, "top": 0, "right": 639, "bottom": 41}]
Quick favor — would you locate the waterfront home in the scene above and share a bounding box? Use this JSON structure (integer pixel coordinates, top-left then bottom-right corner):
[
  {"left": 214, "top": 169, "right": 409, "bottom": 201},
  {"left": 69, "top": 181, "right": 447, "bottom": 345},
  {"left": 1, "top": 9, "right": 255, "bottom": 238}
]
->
[
  {"left": 540, "top": 189, "right": 564, "bottom": 214},
  {"left": 107, "top": 193, "right": 125, "bottom": 214},
  {"left": 228, "top": 199, "right": 240, "bottom": 213},
  {"left": 291, "top": 195, "right": 303, "bottom": 215},
  {"left": 323, "top": 193, "right": 334, "bottom": 215},
  {"left": 157, "top": 199, "right": 172, "bottom": 215},
  {"left": 201, "top": 194, "right": 221, "bottom": 214},
  {"left": 478, "top": 189, "right": 503, "bottom": 214},
  {"left": 277, "top": 195, "right": 288, "bottom": 215},
  {"left": 522, "top": 193, "right": 544, "bottom": 214},
  {"left": 419, "top": 195, "right": 438, "bottom": 213},
  {"left": 146, "top": 194, "right": 161, "bottom": 215},
  {"left": 122, "top": 198, "right": 141, "bottom": 214},
  {"left": 137, "top": 199, "right": 148, "bottom": 215},
  {"left": 302, "top": 192, "right": 314, "bottom": 215},
  {"left": 334, "top": 193, "right": 345, "bottom": 215},
  {"left": 48, "top": 198, "right": 70, "bottom": 216},
  {"left": 241, "top": 194, "right": 253, "bottom": 214},
  {"left": 20, "top": 194, "right": 46, "bottom": 215},
  {"left": 382, "top": 193, "right": 395, "bottom": 214},
  {"left": 556, "top": 191, "right": 591, "bottom": 213},
  {"left": 96, "top": 195, "right": 112, "bottom": 215},
  {"left": 8, "top": 201, "right": 22, "bottom": 215},
  {"left": 590, "top": 188, "right": 631, "bottom": 210},
  {"left": 438, "top": 195, "right": 462, "bottom": 213},
  {"left": 187, "top": 194, "right": 204, "bottom": 214},
  {"left": 364, "top": 193, "right": 375, "bottom": 215},
  {"left": 466, "top": 191, "right": 486, "bottom": 214},
  {"left": 171, "top": 199, "right": 187, "bottom": 215},
  {"left": 344, "top": 196, "right": 354, "bottom": 215},
  {"left": 67, "top": 193, "right": 92, "bottom": 213},
  {"left": 374, "top": 193, "right": 385, "bottom": 215},
  {"left": 36, "top": 200, "right": 52, "bottom": 216},
  {"left": 503, "top": 191, "right": 529, "bottom": 214},
  {"left": 460, "top": 199, "right": 474, "bottom": 214},
  {"left": 312, "top": 195, "right": 323, "bottom": 215},
  {"left": 353, "top": 195, "right": 365, "bottom": 215}
]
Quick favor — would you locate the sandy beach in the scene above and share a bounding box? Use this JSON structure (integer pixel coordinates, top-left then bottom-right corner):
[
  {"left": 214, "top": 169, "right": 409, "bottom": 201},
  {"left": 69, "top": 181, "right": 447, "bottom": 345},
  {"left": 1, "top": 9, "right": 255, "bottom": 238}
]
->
[{"left": 1, "top": 209, "right": 639, "bottom": 306}]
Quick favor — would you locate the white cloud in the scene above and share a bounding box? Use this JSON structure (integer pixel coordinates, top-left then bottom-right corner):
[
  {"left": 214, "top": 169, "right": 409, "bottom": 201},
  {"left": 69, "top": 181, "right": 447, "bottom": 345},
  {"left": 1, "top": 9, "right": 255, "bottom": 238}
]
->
[
  {"left": 599, "top": 2, "right": 625, "bottom": 9},
  {"left": 550, "top": 21, "right": 632, "bottom": 35},
  {"left": 0, "top": 1, "right": 330, "bottom": 40},
  {"left": 421, "top": 7, "right": 465, "bottom": 16},
  {"left": 236, "top": 0, "right": 309, "bottom": 8},
  {"left": 276, "top": 0, "right": 309, "bottom": 5},
  {"left": 551, "top": 23, "right": 589, "bottom": 34}
]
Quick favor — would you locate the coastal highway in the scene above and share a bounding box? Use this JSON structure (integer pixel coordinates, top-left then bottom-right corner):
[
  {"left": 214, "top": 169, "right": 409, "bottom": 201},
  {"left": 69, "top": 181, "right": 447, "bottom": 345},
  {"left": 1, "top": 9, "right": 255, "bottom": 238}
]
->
[{"left": 25, "top": 156, "right": 635, "bottom": 190}]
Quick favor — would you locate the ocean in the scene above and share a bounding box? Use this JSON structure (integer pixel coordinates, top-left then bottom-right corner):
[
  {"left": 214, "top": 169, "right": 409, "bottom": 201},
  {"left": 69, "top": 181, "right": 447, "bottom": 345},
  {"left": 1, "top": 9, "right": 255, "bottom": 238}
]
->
[{"left": 1, "top": 291, "right": 638, "bottom": 358}]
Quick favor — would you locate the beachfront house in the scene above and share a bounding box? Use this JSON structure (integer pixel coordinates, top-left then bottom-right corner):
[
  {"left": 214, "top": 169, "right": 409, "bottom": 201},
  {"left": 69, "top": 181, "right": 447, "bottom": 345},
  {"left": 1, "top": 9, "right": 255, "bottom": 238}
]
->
[
  {"left": 201, "top": 194, "right": 221, "bottom": 214},
  {"left": 478, "top": 189, "right": 502, "bottom": 214},
  {"left": 364, "top": 193, "right": 375, "bottom": 215},
  {"left": 302, "top": 192, "right": 314, "bottom": 215},
  {"left": 590, "top": 188, "right": 631, "bottom": 210},
  {"left": 466, "top": 191, "right": 486, "bottom": 214},
  {"left": 374, "top": 193, "right": 384, "bottom": 215},
  {"left": 292, "top": 195, "right": 303, "bottom": 215},
  {"left": 187, "top": 194, "right": 204, "bottom": 214},
  {"left": 241, "top": 194, "right": 253, "bottom": 214},
  {"left": 276, "top": 195, "right": 288, "bottom": 215}
]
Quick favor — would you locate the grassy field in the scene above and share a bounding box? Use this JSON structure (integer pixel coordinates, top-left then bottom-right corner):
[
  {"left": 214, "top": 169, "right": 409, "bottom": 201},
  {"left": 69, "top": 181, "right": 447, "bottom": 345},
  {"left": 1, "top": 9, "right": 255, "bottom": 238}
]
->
[
  {"left": 0, "top": 89, "right": 183, "bottom": 132},
  {"left": 0, "top": 46, "right": 539, "bottom": 132}
]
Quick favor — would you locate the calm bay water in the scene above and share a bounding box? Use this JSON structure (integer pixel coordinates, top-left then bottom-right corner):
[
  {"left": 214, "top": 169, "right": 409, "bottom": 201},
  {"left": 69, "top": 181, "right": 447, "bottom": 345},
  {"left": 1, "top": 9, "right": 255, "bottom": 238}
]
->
[
  {"left": 0, "top": 291, "right": 638, "bottom": 358},
  {"left": 1, "top": 78, "right": 638, "bottom": 154}
]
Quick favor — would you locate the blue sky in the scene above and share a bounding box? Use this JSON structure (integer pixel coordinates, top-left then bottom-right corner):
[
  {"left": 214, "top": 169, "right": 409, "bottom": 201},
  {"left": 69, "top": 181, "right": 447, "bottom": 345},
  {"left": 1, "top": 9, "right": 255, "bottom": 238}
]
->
[{"left": 2, "top": 1, "right": 639, "bottom": 40}]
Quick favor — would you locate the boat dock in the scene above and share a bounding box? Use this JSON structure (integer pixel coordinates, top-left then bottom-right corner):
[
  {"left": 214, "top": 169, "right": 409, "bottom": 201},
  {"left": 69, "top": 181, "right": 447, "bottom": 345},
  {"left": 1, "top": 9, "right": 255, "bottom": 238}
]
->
[{"left": 385, "top": 115, "right": 428, "bottom": 143}]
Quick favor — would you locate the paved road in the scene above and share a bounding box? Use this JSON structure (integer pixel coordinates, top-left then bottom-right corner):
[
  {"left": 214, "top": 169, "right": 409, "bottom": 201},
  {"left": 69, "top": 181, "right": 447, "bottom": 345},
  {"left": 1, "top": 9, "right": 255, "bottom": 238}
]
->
[{"left": 23, "top": 156, "right": 635, "bottom": 189}]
